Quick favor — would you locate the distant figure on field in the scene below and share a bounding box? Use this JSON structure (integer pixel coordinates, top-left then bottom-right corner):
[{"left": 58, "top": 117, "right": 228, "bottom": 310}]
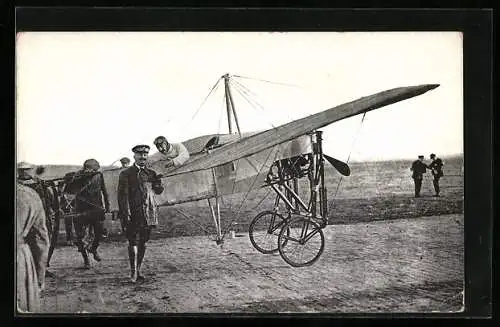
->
[
  {"left": 152, "top": 136, "right": 190, "bottom": 168},
  {"left": 428, "top": 153, "right": 444, "bottom": 197},
  {"left": 66, "top": 159, "right": 110, "bottom": 268},
  {"left": 410, "top": 155, "right": 427, "bottom": 198},
  {"left": 118, "top": 145, "right": 164, "bottom": 283},
  {"left": 16, "top": 183, "right": 50, "bottom": 313},
  {"left": 120, "top": 157, "right": 131, "bottom": 168}
]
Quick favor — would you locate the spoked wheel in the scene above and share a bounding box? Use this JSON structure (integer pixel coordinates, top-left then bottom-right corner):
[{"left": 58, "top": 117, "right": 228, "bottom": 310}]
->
[
  {"left": 278, "top": 217, "right": 325, "bottom": 267},
  {"left": 249, "top": 210, "right": 290, "bottom": 254}
]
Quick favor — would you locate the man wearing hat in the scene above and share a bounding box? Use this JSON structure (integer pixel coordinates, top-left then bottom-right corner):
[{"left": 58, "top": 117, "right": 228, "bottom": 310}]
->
[
  {"left": 120, "top": 157, "right": 131, "bottom": 168},
  {"left": 17, "top": 162, "right": 55, "bottom": 230},
  {"left": 410, "top": 155, "right": 428, "bottom": 198},
  {"left": 150, "top": 136, "right": 190, "bottom": 168},
  {"left": 428, "top": 153, "right": 444, "bottom": 197},
  {"left": 68, "top": 158, "right": 110, "bottom": 268},
  {"left": 118, "top": 145, "right": 164, "bottom": 282}
]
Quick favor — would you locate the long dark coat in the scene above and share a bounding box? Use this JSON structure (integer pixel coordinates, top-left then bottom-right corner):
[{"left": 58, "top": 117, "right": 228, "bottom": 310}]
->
[{"left": 117, "top": 165, "right": 164, "bottom": 226}]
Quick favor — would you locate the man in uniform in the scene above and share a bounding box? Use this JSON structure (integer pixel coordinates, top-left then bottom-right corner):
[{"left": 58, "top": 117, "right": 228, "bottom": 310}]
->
[
  {"left": 410, "top": 155, "right": 428, "bottom": 198},
  {"left": 16, "top": 183, "right": 50, "bottom": 312},
  {"left": 428, "top": 153, "right": 444, "bottom": 197},
  {"left": 118, "top": 145, "right": 164, "bottom": 283},
  {"left": 69, "top": 159, "right": 110, "bottom": 268},
  {"left": 151, "top": 136, "right": 190, "bottom": 168},
  {"left": 120, "top": 157, "right": 131, "bottom": 168}
]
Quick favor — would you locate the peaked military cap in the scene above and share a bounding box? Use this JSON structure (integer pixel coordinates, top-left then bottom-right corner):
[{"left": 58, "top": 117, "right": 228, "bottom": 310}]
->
[
  {"left": 430, "top": 153, "right": 436, "bottom": 158},
  {"left": 17, "top": 161, "right": 34, "bottom": 170},
  {"left": 120, "top": 157, "right": 131, "bottom": 163},
  {"left": 132, "top": 145, "right": 150, "bottom": 154},
  {"left": 418, "top": 155, "right": 424, "bottom": 159}
]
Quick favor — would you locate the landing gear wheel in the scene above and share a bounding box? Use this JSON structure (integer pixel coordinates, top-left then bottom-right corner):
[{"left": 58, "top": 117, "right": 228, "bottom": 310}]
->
[
  {"left": 278, "top": 217, "right": 325, "bottom": 267},
  {"left": 249, "top": 210, "right": 289, "bottom": 254}
]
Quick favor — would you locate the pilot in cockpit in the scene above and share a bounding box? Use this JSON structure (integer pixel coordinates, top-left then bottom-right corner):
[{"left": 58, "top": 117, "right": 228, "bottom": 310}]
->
[{"left": 151, "top": 136, "right": 190, "bottom": 169}]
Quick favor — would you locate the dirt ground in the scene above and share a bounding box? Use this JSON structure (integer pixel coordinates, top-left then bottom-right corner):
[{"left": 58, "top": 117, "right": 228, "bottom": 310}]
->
[{"left": 41, "top": 213, "right": 464, "bottom": 314}]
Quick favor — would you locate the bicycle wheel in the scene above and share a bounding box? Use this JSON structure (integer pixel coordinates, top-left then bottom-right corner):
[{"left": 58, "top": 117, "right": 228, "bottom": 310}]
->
[
  {"left": 278, "top": 217, "right": 325, "bottom": 267},
  {"left": 249, "top": 210, "right": 289, "bottom": 254}
]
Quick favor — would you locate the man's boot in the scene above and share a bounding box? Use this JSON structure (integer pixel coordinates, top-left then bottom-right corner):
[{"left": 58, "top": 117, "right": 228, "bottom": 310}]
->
[
  {"left": 89, "top": 247, "right": 102, "bottom": 262},
  {"left": 77, "top": 241, "right": 91, "bottom": 269},
  {"left": 136, "top": 243, "right": 146, "bottom": 282},
  {"left": 81, "top": 248, "right": 91, "bottom": 269},
  {"left": 128, "top": 245, "right": 138, "bottom": 282}
]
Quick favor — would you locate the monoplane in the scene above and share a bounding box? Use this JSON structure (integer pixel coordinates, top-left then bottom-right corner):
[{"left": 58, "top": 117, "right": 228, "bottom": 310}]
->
[{"left": 34, "top": 74, "right": 439, "bottom": 267}]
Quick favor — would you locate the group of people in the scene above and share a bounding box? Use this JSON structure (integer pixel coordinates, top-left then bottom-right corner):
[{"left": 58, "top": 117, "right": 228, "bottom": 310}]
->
[
  {"left": 410, "top": 153, "right": 444, "bottom": 198},
  {"left": 16, "top": 136, "right": 189, "bottom": 312},
  {"left": 17, "top": 136, "right": 444, "bottom": 312}
]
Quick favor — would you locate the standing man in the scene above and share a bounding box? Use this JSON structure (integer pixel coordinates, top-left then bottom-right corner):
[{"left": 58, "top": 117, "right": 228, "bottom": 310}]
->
[
  {"left": 120, "top": 157, "right": 131, "bottom": 168},
  {"left": 69, "top": 159, "right": 110, "bottom": 268},
  {"left": 16, "top": 183, "right": 50, "bottom": 312},
  {"left": 410, "top": 155, "right": 428, "bottom": 198},
  {"left": 428, "top": 153, "right": 444, "bottom": 197},
  {"left": 17, "top": 162, "right": 55, "bottom": 226},
  {"left": 151, "top": 136, "right": 190, "bottom": 168},
  {"left": 17, "top": 162, "right": 58, "bottom": 272},
  {"left": 118, "top": 145, "right": 164, "bottom": 283}
]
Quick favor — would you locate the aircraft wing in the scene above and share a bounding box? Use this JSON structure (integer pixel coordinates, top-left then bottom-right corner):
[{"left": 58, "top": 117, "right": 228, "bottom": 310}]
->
[{"left": 164, "top": 84, "right": 439, "bottom": 177}]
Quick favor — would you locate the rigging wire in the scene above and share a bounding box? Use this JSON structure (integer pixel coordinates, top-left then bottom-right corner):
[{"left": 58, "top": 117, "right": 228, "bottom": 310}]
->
[
  {"left": 190, "top": 77, "right": 223, "bottom": 121},
  {"left": 331, "top": 112, "right": 367, "bottom": 202},
  {"left": 228, "top": 79, "right": 277, "bottom": 129},
  {"left": 230, "top": 78, "right": 274, "bottom": 116},
  {"left": 230, "top": 77, "right": 296, "bottom": 126},
  {"left": 228, "top": 145, "right": 281, "bottom": 231},
  {"left": 224, "top": 147, "right": 277, "bottom": 237},
  {"left": 232, "top": 74, "right": 301, "bottom": 88},
  {"left": 159, "top": 77, "right": 222, "bottom": 142},
  {"left": 247, "top": 183, "right": 274, "bottom": 213},
  {"left": 174, "top": 207, "right": 215, "bottom": 239}
]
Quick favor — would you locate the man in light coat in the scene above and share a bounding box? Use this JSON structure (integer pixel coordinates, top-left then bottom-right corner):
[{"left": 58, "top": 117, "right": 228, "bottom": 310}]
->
[{"left": 17, "top": 183, "right": 50, "bottom": 313}]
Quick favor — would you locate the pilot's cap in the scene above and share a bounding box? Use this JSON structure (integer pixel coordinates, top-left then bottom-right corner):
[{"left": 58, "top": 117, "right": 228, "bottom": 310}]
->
[
  {"left": 17, "top": 161, "right": 34, "bottom": 170},
  {"left": 120, "top": 157, "right": 130, "bottom": 164},
  {"left": 83, "top": 158, "right": 100, "bottom": 170},
  {"left": 132, "top": 145, "right": 150, "bottom": 154}
]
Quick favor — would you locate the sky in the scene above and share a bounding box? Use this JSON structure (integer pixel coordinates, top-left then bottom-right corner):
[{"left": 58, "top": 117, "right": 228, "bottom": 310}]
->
[{"left": 16, "top": 32, "right": 463, "bottom": 166}]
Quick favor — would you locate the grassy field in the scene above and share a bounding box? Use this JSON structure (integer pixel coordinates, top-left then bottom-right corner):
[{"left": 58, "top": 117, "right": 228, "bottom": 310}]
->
[{"left": 100, "top": 154, "right": 464, "bottom": 241}]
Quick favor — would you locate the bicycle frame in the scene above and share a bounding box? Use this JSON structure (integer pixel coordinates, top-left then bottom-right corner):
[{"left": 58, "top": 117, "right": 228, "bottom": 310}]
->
[{"left": 265, "top": 130, "right": 328, "bottom": 228}]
